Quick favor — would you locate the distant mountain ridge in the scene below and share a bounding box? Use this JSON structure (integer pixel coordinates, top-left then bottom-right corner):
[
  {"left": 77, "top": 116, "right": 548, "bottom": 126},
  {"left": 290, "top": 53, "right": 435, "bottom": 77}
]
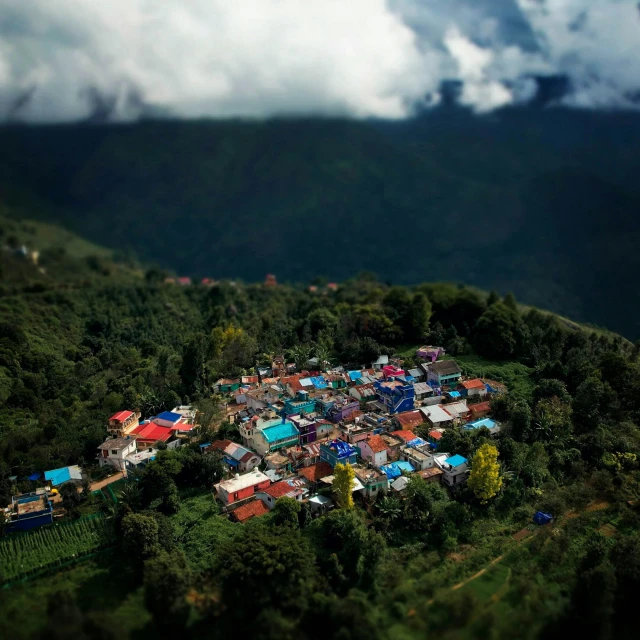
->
[{"left": 1, "top": 106, "right": 640, "bottom": 337}]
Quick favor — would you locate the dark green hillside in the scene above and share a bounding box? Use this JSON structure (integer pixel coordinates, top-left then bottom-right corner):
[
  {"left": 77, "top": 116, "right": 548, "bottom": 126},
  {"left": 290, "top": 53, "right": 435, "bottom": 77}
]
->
[{"left": 2, "top": 107, "right": 640, "bottom": 336}]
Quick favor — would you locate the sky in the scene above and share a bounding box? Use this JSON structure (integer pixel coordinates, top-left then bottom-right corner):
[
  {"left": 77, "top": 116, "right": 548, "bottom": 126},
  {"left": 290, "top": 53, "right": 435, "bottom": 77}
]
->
[{"left": 0, "top": 0, "right": 638, "bottom": 122}]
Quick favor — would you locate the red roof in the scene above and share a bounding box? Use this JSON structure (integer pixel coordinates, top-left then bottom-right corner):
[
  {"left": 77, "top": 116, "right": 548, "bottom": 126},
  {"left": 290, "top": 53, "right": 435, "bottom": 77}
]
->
[
  {"left": 395, "top": 410, "right": 424, "bottom": 430},
  {"left": 232, "top": 500, "right": 269, "bottom": 522},
  {"left": 470, "top": 401, "right": 491, "bottom": 414},
  {"left": 461, "top": 378, "right": 486, "bottom": 390},
  {"left": 133, "top": 421, "right": 172, "bottom": 443},
  {"left": 391, "top": 430, "right": 415, "bottom": 443},
  {"left": 428, "top": 430, "right": 443, "bottom": 440},
  {"left": 109, "top": 410, "right": 133, "bottom": 423},
  {"left": 298, "top": 462, "right": 333, "bottom": 483},
  {"left": 281, "top": 375, "right": 302, "bottom": 392},
  {"left": 365, "top": 435, "right": 388, "bottom": 454},
  {"left": 208, "top": 439, "right": 232, "bottom": 452},
  {"left": 171, "top": 422, "right": 195, "bottom": 432},
  {"left": 263, "top": 481, "right": 297, "bottom": 498}
]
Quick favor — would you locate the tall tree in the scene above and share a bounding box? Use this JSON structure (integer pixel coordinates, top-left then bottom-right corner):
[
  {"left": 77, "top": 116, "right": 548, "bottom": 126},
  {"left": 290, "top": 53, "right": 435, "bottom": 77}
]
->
[
  {"left": 468, "top": 444, "right": 503, "bottom": 503},
  {"left": 333, "top": 463, "right": 355, "bottom": 509}
]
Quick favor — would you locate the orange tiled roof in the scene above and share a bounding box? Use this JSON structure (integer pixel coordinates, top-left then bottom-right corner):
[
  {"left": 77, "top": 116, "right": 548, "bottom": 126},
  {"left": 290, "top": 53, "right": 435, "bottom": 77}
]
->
[
  {"left": 391, "top": 430, "right": 415, "bottom": 443},
  {"left": 461, "top": 378, "right": 485, "bottom": 390},
  {"left": 298, "top": 462, "right": 333, "bottom": 482},
  {"left": 233, "top": 500, "right": 269, "bottom": 522},
  {"left": 395, "top": 410, "right": 424, "bottom": 430},
  {"left": 365, "top": 435, "right": 388, "bottom": 454}
]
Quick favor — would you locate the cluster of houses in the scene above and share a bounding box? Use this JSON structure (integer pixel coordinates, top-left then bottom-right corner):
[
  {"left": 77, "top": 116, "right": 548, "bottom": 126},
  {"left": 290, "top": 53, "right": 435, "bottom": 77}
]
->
[{"left": 206, "top": 348, "right": 502, "bottom": 522}]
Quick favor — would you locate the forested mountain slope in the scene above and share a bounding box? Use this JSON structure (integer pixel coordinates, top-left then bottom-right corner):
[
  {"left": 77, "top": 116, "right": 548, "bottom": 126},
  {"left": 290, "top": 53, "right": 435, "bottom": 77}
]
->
[{"left": 1, "top": 107, "right": 640, "bottom": 337}]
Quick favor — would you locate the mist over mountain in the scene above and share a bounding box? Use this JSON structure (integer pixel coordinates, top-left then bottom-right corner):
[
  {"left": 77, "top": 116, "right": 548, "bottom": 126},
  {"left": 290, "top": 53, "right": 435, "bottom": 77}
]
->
[{"left": 1, "top": 105, "right": 640, "bottom": 338}]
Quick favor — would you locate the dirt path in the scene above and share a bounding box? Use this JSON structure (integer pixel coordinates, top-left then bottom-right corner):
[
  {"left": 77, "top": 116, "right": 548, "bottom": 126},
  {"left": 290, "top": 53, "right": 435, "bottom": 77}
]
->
[
  {"left": 89, "top": 472, "right": 125, "bottom": 492},
  {"left": 450, "top": 553, "right": 506, "bottom": 592}
]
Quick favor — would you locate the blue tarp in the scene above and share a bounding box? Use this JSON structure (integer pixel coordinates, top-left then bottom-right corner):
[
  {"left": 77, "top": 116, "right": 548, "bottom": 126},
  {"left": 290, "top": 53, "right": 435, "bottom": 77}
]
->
[
  {"left": 485, "top": 384, "right": 496, "bottom": 393},
  {"left": 225, "top": 457, "right": 240, "bottom": 467},
  {"left": 534, "top": 511, "right": 553, "bottom": 525},
  {"left": 311, "top": 376, "right": 328, "bottom": 389},
  {"left": 381, "top": 461, "right": 415, "bottom": 480},
  {"left": 326, "top": 439, "right": 357, "bottom": 458},
  {"left": 348, "top": 370, "right": 362, "bottom": 381},
  {"left": 28, "top": 472, "right": 42, "bottom": 481},
  {"left": 407, "top": 437, "right": 427, "bottom": 448},
  {"left": 447, "top": 390, "right": 461, "bottom": 398}
]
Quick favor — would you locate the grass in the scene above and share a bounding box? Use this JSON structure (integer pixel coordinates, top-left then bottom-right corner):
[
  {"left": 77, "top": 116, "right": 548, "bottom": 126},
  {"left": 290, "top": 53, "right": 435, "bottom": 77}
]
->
[{"left": 448, "top": 354, "right": 535, "bottom": 397}]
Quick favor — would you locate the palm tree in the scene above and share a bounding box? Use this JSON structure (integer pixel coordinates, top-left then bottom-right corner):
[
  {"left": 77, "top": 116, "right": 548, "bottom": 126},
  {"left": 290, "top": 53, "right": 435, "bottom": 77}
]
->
[
  {"left": 376, "top": 496, "right": 402, "bottom": 523},
  {"left": 117, "top": 481, "right": 143, "bottom": 512},
  {"left": 315, "top": 343, "right": 331, "bottom": 371},
  {"left": 287, "top": 344, "right": 312, "bottom": 371}
]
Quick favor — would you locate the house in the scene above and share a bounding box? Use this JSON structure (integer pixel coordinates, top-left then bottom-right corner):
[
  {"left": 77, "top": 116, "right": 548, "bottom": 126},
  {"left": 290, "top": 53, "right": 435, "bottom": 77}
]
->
[
  {"left": 390, "top": 429, "right": 417, "bottom": 445},
  {"left": 416, "top": 345, "right": 445, "bottom": 362},
  {"left": 407, "top": 368, "right": 425, "bottom": 382},
  {"left": 424, "top": 360, "right": 462, "bottom": 388},
  {"left": 230, "top": 499, "right": 270, "bottom": 523},
  {"left": 379, "top": 433, "right": 405, "bottom": 461},
  {"left": 264, "top": 273, "right": 277, "bottom": 287},
  {"left": 382, "top": 365, "right": 405, "bottom": 379},
  {"left": 297, "top": 461, "right": 334, "bottom": 489},
  {"left": 357, "top": 435, "right": 389, "bottom": 467},
  {"left": 413, "top": 382, "right": 434, "bottom": 401},
  {"left": 418, "top": 467, "right": 444, "bottom": 484},
  {"left": 437, "top": 454, "right": 469, "bottom": 487},
  {"left": 459, "top": 378, "right": 488, "bottom": 398},
  {"left": 284, "top": 390, "right": 316, "bottom": 417},
  {"left": 215, "top": 378, "right": 241, "bottom": 394},
  {"left": 96, "top": 436, "right": 137, "bottom": 475},
  {"left": 5, "top": 490, "right": 53, "bottom": 533},
  {"left": 464, "top": 418, "right": 501, "bottom": 435},
  {"left": 256, "top": 478, "right": 308, "bottom": 510},
  {"left": 263, "top": 451, "right": 292, "bottom": 476},
  {"left": 241, "top": 414, "right": 300, "bottom": 455},
  {"left": 338, "top": 415, "right": 376, "bottom": 444},
  {"left": 325, "top": 373, "right": 347, "bottom": 389},
  {"left": 271, "top": 355, "right": 286, "bottom": 377},
  {"left": 130, "top": 420, "right": 174, "bottom": 446},
  {"left": 375, "top": 379, "right": 415, "bottom": 414},
  {"left": 353, "top": 465, "right": 389, "bottom": 499},
  {"left": 245, "top": 386, "right": 281, "bottom": 411},
  {"left": 215, "top": 469, "right": 271, "bottom": 505},
  {"left": 208, "top": 440, "right": 261, "bottom": 472},
  {"left": 107, "top": 410, "right": 141, "bottom": 437},
  {"left": 320, "top": 439, "right": 359, "bottom": 468},
  {"left": 399, "top": 445, "right": 435, "bottom": 471},
  {"left": 326, "top": 395, "right": 360, "bottom": 423},
  {"left": 308, "top": 495, "right": 334, "bottom": 515},
  {"left": 469, "top": 401, "right": 492, "bottom": 420},
  {"left": 390, "top": 475, "right": 411, "bottom": 493},
  {"left": 372, "top": 355, "right": 389, "bottom": 370},
  {"left": 349, "top": 382, "right": 377, "bottom": 403},
  {"left": 44, "top": 465, "right": 83, "bottom": 488},
  {"left": 441, "top": 400, "right": 471, "bottom": 424},
  {"left": 427, "top": 429, "right": 444, "bottom": 449},
  {"left": 394, "top": 410, "right": 425, "bottom": 432},
  {"left": 420, "top": 404, "right": 454, "bottom": 428}
]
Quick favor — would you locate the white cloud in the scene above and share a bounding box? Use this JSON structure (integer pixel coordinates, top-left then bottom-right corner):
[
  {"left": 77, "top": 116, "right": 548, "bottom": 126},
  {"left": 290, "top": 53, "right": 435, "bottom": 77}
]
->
[{"left": 0, "top": 0, "right": 638, "bottom": 122}]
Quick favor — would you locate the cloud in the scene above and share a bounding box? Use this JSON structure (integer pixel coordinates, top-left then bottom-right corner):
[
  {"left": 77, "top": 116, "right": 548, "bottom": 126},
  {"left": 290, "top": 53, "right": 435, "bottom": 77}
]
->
[{"left": 0, "top": 0, "right": 638, "bottom": 122}]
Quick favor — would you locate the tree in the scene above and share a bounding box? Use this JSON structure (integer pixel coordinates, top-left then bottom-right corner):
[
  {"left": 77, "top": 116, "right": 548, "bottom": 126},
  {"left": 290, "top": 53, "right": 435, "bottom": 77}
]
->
[
  {"left": 121, "top": 513, "right": 160, "bottom": 567},
  {"left": 116, "top": 481, "right": 143, "bottom": 512},
  {"left": 405, "top": 292, "right": 432, "bottom": 342},
  {"left": 473, "top": 302, "right": 527, "bottom": 360},
  {"left": 468, "top": 444, "right": 503, "bottom": 503},
  {"left": 60, "top": 482, "right": 83, "bottom": 519},
  {"left": 272, "top": 497, "right": 301, "bottom": 528},
  {"left": 404, "top": 475, "right": 447, "bottom": 530},
  {"left": 143, "top": 549, "right": 192, "bottom": 629},
  {"left": 333, "top": 463, "right": 355, "bottom": 509}
]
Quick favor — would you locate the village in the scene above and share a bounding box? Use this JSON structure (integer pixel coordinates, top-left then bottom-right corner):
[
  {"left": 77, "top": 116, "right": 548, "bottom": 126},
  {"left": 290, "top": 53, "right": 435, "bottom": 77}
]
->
[{"left": 4, "top": 346, "right": 503, "bottom": 531}]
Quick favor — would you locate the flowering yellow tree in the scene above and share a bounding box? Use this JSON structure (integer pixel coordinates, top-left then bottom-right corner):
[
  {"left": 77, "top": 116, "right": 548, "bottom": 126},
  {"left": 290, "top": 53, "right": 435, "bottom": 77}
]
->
[
  {"left": 468, "top": 444, "right": 502, "bottom": 503},
  {"left": 333, "top": 463, "right": 355, "bottom": 509}
]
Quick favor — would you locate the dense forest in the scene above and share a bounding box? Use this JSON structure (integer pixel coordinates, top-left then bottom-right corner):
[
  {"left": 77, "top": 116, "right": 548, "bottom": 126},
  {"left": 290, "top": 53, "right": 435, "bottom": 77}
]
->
[
  {"left": 2, "top": 106, "right": 640, "bottom": 338},
  {"left": 2, "top": 216, "right": 640, "bottom": 639}
]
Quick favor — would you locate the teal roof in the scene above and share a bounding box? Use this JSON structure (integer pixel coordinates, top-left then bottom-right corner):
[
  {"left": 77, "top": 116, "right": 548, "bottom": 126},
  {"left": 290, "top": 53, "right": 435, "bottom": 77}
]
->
[
  {"left": 445, "top": 454, "right": 467, "bottom": 468},
  {"left": 262, "top": 422, "right": 299, "bottom": 443}
]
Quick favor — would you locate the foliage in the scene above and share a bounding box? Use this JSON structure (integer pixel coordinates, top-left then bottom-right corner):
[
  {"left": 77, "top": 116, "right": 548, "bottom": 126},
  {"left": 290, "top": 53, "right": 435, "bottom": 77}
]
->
[
  {"left": 468, "top": 444, "right": 503, "bottom": 503},
  {"left": 332, "top": 463, "right": 355, "bottom": 509}
]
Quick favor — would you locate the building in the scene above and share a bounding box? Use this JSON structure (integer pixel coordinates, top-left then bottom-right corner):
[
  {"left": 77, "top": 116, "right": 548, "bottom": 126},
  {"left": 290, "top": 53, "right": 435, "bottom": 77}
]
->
[
  {"left": 437, "top": 454, "right": 469, "bottom": 487},
  {"left": 241, "top": 413, "right": 300, "bottom": 455},
  {"left": 375, "top": 379, "right": 415, "bottom": 414},
  {"left": 308, "top": 495, "right": 334, "bottom": 515},
  {"left": 424, "top": 360, "right": 462, "bottom": 388},
  {"left": 107, "top": 410, "right": 141, "bottom": 437},
  {"left": 372, "top": 355, "right": 389, "bottom": 370},
  {"left": 418, "top": 467, "right": 443, "bottom": 484},
  {"left": 326, "top": 395, "right": 360, "bottom": 423},
  {"left": 420, "top": 404, "right": 454, "bottom": 428},
  {"left": 353, "top": 465, "right": 389, "bottom": 499},
  {"left": 207, "top": 440, "right": 261, "bottom": 472},
  {"left": 442, "top": 400, "right": 471, "bottom": 424},
  {"left": 399, "top": 445, "right": 435, "bottom": 471},
  {"left": 297, "top": 461, "right": 334, "bottom": 489},
  {"left": 284, "top": 390, "right": 316, "bottom": 417},
  {"left": 413, "top": 382, "right": 434, "bottom": 401},
  {"left": 96, "top": 436, "right": 137, "bottom": 474},
  {"left": 427, "top": 429, "right": 444, "bottom": 449},
  {"left": 463, "top": 418, "right": 501, "bottom": 435},
  {"left": 245, "top": 386, "right": 282, "bottom": 411},
  {"left": 394, "top": 410, "right": 425, "bottom": 432},
  {"left": 416, "top": 346, "right": 445, "bottom": 362},
  {"left": 230, "top": 499, "right": 269, "bottom": 523},
  {"left": 459, "top": 378, "right": 488, "bottom": 398},
  {"left": 469, "top": 401, "right": 492, "bottom": 420},
  {"left": 357, "top": 434, "right": 389, "bottom": 467},
  {"left": 256, "top": 478, "right": 308, "bottom": 510},
  {"left": 215, "top": 379, "right": 241, "bottom": 394},
  {"left": 215, "top": 470, "right": 271, "bottom": 505},
  {"left": 289, "top": 414, "right": 317, "bottom": 445},
  {"left": 44, "top": 465, "right": 83, "bottom": 488},
  {"left": 380, "top": 460, "right": 415, "bottom": 480},
  {"left": 264, "top": 273, "right": 277, "bottom": 287},
  {"left": 349, "top": 382, "right": 377, "bottom": 403},
  {"left": 4, "top": 490, "right": 53, "bottom": 533},
  {"left": 320, "top": 439, "right": 359, "bottom": 468}
]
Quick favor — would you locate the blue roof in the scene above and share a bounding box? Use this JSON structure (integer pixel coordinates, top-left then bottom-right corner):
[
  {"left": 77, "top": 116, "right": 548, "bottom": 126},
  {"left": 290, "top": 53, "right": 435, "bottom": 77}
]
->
[
  {"left": 447, "top": 390, "right": 461, "bottom": 398},
  {"left": 464, "top": 418, "right": 497, "bottom": 431},
  {"left": 262, "top": 422, "right": 299, "bottom": 443},
  {"left": 311, "top": 376, "right": 328, "bottom": 389},
  {"left": 157, "top": 411, "right": 182, "bottom": 422},
  {"left": 348, "top": 370, "right": 362, "bottom": 381},
  {"left": 28, "top": 472, "right": 42, "bottom": 481},
  {"left": 381, "top": 460, "right": 415, "bottom": 479},
  {"left": 407, "top": 437, "right": 428, "bottom": 448},
  {"left": 444, "top": 454, "right": 468, "bottom": 468},
  {"left": 44, "top": 467, "right": 72, "bottom": 487}
]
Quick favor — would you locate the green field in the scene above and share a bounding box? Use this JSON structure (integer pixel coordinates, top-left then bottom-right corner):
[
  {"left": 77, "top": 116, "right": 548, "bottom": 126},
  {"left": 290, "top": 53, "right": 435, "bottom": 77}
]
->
[{"left": 0, "top": 515, "right": 116, "bottom": 584}]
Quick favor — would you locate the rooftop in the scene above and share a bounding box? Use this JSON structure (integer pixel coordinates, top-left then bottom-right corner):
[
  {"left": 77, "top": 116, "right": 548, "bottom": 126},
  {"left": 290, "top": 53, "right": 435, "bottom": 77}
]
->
[
  {"left": 444, "top": 454, "right": 468, "bottom": 468},
  {"left": 420, "top": 405, "right": 453, "bottom": 423},
  {"left": 395, "top": 410, "right": 424, "bottom": 430},
  {"left": 216, "top": 469, "right": 270, "bottom": 493},
  {"left": 232, "top": 500, "right": 269, "bottom": 522},
  {"left": 109, "top": 410, "right": 133, "bottom": 423},
  {"left": 262, "top": 422, "right": 299, "bottom": 443},
  {"left": 364, "top": 435, "right": 388, "bottom": 454},
  {"left": 461, "top": 378, "right": 486, "bottom": 390},
  {"left": 156, "top": 410, "right": 182, "bottom": 423},
  {"left": 97, "top": 436, "right": 135, "bottom": 450},
  {"left": 390, "top": 430, "right": 416, "bottom": 443},
  {"left": 298, "top": 462, "right": 333, "bottom": 483},
  {"left": 429, "top": 360, "right": 462, "bottom": 376}
]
